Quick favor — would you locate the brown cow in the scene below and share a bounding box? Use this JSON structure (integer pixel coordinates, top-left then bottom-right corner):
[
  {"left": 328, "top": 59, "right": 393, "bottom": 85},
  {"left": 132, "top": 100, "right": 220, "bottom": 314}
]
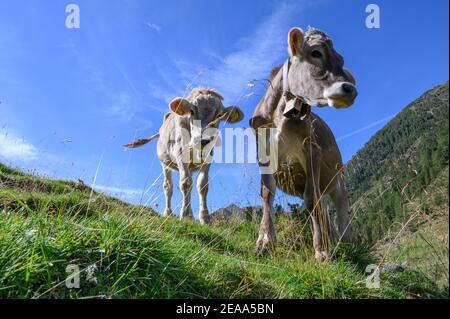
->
[{"left": 250, "top": 27, "right": 358, "bottom": 261}]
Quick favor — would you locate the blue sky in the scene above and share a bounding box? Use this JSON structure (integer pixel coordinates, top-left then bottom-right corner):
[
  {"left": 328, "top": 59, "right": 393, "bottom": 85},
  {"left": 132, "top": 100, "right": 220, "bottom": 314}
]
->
[{"left": 0, "top": 0, "right": 448, "bottom": 215}]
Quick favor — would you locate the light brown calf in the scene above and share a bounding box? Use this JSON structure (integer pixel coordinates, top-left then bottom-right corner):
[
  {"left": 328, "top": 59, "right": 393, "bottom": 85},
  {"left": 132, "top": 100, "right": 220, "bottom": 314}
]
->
[{"left": 125, "top": 88, "right": 243, "bottom": 224}]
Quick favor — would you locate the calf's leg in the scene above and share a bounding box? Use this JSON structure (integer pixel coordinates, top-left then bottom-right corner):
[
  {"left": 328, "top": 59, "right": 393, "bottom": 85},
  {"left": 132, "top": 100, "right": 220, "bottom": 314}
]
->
[
  {"left": 256, "top": 173, "right": 277, "bottom": 255},
  {"left": 178, "top": 163, "right": 194, "bottom": 220},
  {"left": 197, "top": 165, "right": 211, "bottom": 225},
  {"left": 162, "top": 164, "right": 174, "bottom": 217}
]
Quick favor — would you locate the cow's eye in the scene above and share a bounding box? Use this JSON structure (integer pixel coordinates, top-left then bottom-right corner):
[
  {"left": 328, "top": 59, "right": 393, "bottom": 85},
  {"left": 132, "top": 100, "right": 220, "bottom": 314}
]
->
[{"left": 311, "top": 50, "right": 323, "bottom": 59}]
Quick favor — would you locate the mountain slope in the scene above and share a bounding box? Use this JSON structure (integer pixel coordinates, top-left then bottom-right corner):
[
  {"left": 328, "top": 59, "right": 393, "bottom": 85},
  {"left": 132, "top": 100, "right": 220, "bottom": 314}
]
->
[
  {"left": 346, "top": 81, "right": 449, "bottom": 244},
  {"left": 345, "top": 81, "right": 449, "bottom": 294}
]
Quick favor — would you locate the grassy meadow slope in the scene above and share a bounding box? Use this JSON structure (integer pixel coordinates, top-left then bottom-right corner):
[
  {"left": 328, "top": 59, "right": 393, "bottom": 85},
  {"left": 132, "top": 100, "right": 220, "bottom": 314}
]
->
[{"left": 0, "top": 162, "right": 446, "bottom": 299}]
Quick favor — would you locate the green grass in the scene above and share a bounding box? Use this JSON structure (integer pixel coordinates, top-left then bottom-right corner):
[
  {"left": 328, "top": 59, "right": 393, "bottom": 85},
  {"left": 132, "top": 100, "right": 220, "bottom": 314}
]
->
[
  {"left": 378, "top": 216, "right": 449, "bottom": 298},
  {"left": 0, "top": 163, "right": 446, "bottom": 299}
]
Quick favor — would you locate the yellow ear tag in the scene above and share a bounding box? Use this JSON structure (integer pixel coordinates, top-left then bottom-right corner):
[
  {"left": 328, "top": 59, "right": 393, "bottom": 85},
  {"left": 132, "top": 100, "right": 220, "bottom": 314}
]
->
[{"left": 214, "top": 134, "right": 222, "bottom": 147}]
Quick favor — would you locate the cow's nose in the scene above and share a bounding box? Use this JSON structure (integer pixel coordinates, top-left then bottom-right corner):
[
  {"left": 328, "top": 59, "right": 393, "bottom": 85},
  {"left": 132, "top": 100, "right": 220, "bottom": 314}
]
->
[
  {"left": 201, "top": 138, "right": 213, "bottom": 147},
  {"left": 341, "top": 83, "right": 357, "bottom": 98}
]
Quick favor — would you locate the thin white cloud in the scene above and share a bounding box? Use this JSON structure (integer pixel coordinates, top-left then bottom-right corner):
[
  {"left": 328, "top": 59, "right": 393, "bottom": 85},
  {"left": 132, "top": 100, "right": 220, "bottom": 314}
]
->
[
  {"left": 336, "top": 113, "right": 397, "bottom": 142},
  {"left": 147, "top": 81, "right": 180, "bottom": 106},
  {"left": 147, "top": 1, "right": 302, "bottom": 105},
  {"left": 108, "top": 92, "right": 136, "bottom": 122},
  {"left": 194, "top": 1, "right": 302, "bottom": 101},
  {"left": 0, "top": 132, "right": 38, "bottom": 161},
  {"left": 62, "top": 40, "right": 146, "bottom": 124},
  {"left": 106, "top": 92, "right": 161, "bottom": 130},
  {"left": 95, "top": 184, "right": 143, "bottom": 198},
  {"left": 146, "top": 22, "right": 161, "bottom": 33}
]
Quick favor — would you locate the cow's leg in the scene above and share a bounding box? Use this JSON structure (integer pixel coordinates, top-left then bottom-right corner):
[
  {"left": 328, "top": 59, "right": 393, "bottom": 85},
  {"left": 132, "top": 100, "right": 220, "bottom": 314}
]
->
[
  {"left": 330, "top": 176, "right": 353, "bottom": 242},
  {"left": 197, "top": 164, "right": 211, "bottom": 225},
  {"left": 162, "top": 164, "right": 173, "bottom": 217},
  {"left": 178, "top": 163, "right": 194, "bottom": 220},
  {"left": 256, "top": 173, "right": 277, "bottom": 255},
  {"left": 303, "top": 138, "right": 329, "bottom": 261}
]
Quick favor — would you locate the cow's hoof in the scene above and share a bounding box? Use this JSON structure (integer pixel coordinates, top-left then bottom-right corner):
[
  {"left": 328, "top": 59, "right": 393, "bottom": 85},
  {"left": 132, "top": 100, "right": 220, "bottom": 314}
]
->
[
  {"left": 163, "top": 208, "right": 173, "bottom": 217},
  {"left": 180, "top": 209, "right": 194, "bottom": 220},
  {"left": 199, "top": 213, "right": 211, "bottom": 225},
  {"left": 314, "top": 250, "right": 330, "bottom": 262},
  {"left": 339, "top": 231, "right": 353, "bottom": 243},
  {"left": 256, "top": 233, "right": 275, "bottom": 256}
]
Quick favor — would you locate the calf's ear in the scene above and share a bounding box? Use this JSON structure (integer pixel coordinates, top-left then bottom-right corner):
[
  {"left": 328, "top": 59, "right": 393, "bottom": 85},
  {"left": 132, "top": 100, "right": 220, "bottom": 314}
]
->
[
  {"left": 288, "top": 27, "right": 304, "bottom": 57},
  {"left": 169, "top": 97, "right": 191, "bottom": 116},
  {"left": 222, "top": 106, "right": 244, "bottom": 123},
  {"left": 343, "top": 68, "right": 356, "bottom": 85},
  {"left": 214, "top": 134, "right": 222, "bottom": 147}
]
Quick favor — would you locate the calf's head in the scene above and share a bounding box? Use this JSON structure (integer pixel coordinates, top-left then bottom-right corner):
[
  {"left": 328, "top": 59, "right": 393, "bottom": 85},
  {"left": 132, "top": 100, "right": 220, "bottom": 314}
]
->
[
  {"left": 286, "top": 27, "right": 357, "bottom": 108},
  {"left": 169, "top": 89, "right": 244, "bottom": 149}
]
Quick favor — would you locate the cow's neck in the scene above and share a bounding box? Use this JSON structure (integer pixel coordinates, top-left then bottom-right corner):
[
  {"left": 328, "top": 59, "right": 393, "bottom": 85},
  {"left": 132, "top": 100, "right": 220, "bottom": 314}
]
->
[
  {"left": 266, "top": 65, "right": 312, "bottom": 127},
  {"left": 264, "top": 67, "right": 285, "bottom": 124}
]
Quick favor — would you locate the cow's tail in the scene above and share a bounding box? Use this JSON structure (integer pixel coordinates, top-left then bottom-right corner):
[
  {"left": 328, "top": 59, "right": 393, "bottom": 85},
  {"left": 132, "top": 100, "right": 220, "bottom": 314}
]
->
[{"left": 123, "top": 133, "right": 160, "bottom": 149}]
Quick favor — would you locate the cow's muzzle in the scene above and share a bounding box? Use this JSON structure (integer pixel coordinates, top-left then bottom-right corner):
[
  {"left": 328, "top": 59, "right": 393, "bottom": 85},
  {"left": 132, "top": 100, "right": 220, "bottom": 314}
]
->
[
  {"left": 323, "top": 82, "right": 358, "bottom": 108},
  {"left": 191, "top": 136, "right": 216, "bottom": 149},
  {"left": 201, "top": 137, "right": 214, "bottom": 147}
]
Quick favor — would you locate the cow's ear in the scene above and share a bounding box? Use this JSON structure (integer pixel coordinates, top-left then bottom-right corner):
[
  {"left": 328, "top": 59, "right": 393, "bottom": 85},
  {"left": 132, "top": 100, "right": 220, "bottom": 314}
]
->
[
  {"left": 223, "top": 106, "right": 244, "bottom": 123},
  {"left": 343, "top": 68, "right": 356, "bottom": 85},
  {"left": 288, "top": 27, "right": 304, "bottom": 57},
  {"left": 169, "top": 97, "right": 191, "bottom": 116}
]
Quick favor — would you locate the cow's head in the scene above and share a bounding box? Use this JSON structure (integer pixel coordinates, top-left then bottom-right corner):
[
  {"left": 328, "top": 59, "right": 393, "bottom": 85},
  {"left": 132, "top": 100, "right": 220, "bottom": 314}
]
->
[
  {"left": 286, "top": 27, "right": 357, "bottom": 108},
  {"left": 169, "top": 88, "right": 243, "bottom": 149}
]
